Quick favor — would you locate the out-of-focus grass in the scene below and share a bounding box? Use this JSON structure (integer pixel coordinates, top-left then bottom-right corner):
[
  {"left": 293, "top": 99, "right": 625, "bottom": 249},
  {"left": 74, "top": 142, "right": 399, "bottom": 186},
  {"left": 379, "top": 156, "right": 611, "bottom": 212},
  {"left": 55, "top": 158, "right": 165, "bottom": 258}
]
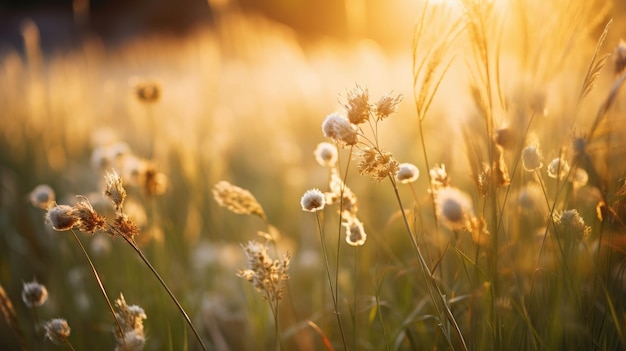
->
[{"left": 1, "top": 0, "right": 626, "bottom": 350}]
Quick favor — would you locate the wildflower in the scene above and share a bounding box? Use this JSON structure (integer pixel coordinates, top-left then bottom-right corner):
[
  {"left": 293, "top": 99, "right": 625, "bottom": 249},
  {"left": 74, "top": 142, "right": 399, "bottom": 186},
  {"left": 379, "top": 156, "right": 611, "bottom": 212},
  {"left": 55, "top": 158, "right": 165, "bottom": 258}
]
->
[
  {"left": 71, "top": 196, "right": 106, "bottom": 234},
  {"left": 321, "top": 113, "right": 359, "bottom": 146},
  {"left": 105, "top": 170, "right": 127, "bottom": 211},
  {"left": 396, "top": 163, "right": 420, "bottom": 184},
  {"left": 142, "top": 165, "right": 168, "bottom": 197},
  {"left": 237, "top": 241, "right": 290, "bottom": 302},
  {"left": 21, "top": 280, "right": 48, "bottom": 307},
  {"left": 436, "top": 187, "right": 473, "bottom": 230},
  {"left": 114, "top": 294, "right": 147, "bottom": 351},
  {"left": 344, "top": 85, "right": 371, "bottom": 125},
  {"left": 301, "top": 189, "right": 325, "bottom": 212},
  {"left": 313, "top": 142, "right": 338, "bottom": 168},
  {"left": 344, "top": 217, "right": 367, "bottom": 246},
  {"left": 521, "top": 145, "right": 543, "bottom": 171},
  {"left": 109, "top": 213, "right": 140, "bottom": 241},
  {"left": 547, "top": 157, "right": 570, "bottom": 180},
  {"left": 430, "top": 164, "right": 450, "bottom": 189},
  {"left": 571, "top": 168, "right": 589, "bottom": 188},
  {"left": 212, "top": 181, "right": 266, "bottom": 220},
  {"left": 553, "top": 209, "right": 590, "bottom": 243},
  {"left": 358, "top": 147, "right": 399, "bottom": 182},
  {"left": 133, "top": 79, "right": 161, "bottom": 104},
  {"left": 615, "top": 39, "right": 626, "bottom": 75},
  {"left": 325, "top": 171, "right": 359, "bottom": 217},
  {"left": 46, "top": 205, "right": 78, "bottom": 231},
  {"left": 494, "top": 127, "right": 517, "bottom": 150},
  {"left": 374, "top": 93, "right": 402, "bottom": 120},
  {"left": 29, "top": 184, "right": 55, "bottom": 209},
  {"left": 44, "top": 318, "right": 71, "bottom": 345}
]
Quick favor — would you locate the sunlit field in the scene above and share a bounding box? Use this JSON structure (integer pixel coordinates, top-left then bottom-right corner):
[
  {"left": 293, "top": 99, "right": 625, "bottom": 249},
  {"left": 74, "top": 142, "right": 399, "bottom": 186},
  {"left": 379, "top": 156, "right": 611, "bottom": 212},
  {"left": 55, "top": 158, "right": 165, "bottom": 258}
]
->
[{"left": 2, "top": 0, "right": 626, "bottom": 350}]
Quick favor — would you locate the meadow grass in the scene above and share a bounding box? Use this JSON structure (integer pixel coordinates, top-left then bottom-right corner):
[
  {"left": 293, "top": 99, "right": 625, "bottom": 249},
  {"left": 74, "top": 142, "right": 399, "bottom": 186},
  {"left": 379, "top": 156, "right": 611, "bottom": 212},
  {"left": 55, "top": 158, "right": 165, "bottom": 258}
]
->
[{"left": 1, "top": 0, "right": 626, "bottom": 350}]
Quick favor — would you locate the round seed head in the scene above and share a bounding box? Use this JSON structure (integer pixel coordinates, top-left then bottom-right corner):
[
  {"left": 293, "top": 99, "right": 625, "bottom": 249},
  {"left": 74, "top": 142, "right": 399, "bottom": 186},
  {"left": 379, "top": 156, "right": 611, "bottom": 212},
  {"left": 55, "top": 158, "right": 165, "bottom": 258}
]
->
[
  {"left": 21, "top": 280, "right": 48, "bottom": 307},
  {"left": 46, "top": 205, "right": 78, "bottom": 231},
  {"left": 44, "top": 318, "right": 71, "bottom": 345},
  {"left": 314, "top": 142, "right": 338, "bottom": 168},
  {"left": 521, "top": 145, "right": 543, "bottom": 171},
  {"left": 301, "top": 189, "right": 325, "bottom": 212},
  {"left": 396, "top": 163, "right": 420, "bottom": 184},
  {"left": 29, "top": 184, "right": 56, "bottom": 209},
  {"left": 344, "top": 217, "right": 367, "bottom": 246},
  {"left": 322, "top": 113, "right": 358, "bottom": 146}
]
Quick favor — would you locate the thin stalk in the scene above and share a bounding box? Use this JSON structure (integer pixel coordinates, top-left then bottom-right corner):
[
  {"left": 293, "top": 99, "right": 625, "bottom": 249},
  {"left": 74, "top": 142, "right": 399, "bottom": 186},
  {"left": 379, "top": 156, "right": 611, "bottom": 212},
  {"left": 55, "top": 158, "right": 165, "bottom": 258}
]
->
[
  {"left": 69, "top": 230, "right": 124, "bottom": 339},
  {"left": 314, "top": 212, "right": 349, "bottom": 350},
  {"left": 63, "top": 339, "right": 77, "bottom": 351},
  {"left": 120, "top": 234, "right": 208, "bottom": 351},
  {"left": 353, "top": 246, "right": 358, "bottom": 350},
  {"left": 388, "top": 175, "right": 468, "bottom": 351}
]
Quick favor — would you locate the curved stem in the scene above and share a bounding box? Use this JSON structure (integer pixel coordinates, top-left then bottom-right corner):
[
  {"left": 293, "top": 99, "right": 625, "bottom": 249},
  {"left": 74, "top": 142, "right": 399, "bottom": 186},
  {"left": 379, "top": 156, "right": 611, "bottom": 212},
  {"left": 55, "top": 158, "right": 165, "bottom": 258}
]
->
[
  {"left": 315, "top": 212, "right": 349, "bottom": 350},
  {"left": 69, "top": 230, "right": 124, "bottom": 339},
  {"left": 121, "top": 235, "right": 208, "bottom": 351}
]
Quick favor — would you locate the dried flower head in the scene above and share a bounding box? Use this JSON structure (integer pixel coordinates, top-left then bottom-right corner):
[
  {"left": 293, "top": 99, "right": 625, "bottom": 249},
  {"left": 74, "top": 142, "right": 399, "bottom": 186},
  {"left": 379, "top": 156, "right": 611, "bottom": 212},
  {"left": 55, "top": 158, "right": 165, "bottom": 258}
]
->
[
  {"left": 44, "top": 318, "right": 71, "bottom": 345},
  {"left": 237, "top": 241, "right": 290, "bottom": 302},
  {"left": 322, "top": 113, "right": 359, "bottom": 146},
  {"left": 358, "top": 147, "right": 399, "bottom": 182},
  {"left": 571, "top": 168, "right": 589, "bottom": 188},
  {"left": 133, "top": 79, "right": 161, "bottom": 104},
  {"left": 326, "top": 171, "right": 359, "bottom": 217},
  {"left": 547, "top": 157, "right": 570, "bottom": 180},
  {"left": 29, "top": 184, "right": 55, "bottom": 209},
  {"left": 212, "top": 181, "right": 266, "bottom": 220},
  {"left": 105, "top": 170, "right": 127, "bottom": 211},
  {"left": 436, "top": 187, "right": 473, "bottom": 230},
  {"left": 314, "top": 142, "right": 338, "bottom": 168},
  {"left": 374, "top": 93, "right": 402, "bottom": 120},
  {"left": 430, "top": 164, "right": 451, "bottom": 190},
  {"left": 553, "top": 209, "right": 590, "bottom": 243},
  {"left": 46, "top": 205, "right": 78, "bottom": 231},
  {"left": 114, "top": 293, "right": 147, "bottom": 351},
  {"left": 615, "top": 39, "right": 626, "bottom": 75},
  {"left": 494, "top": 127, "right": 517, "bottom": 150},
  {"left": 522, "top": 145, "right": 543, "bottom": 171},
  {"left": 344, "top": 86, "right": 371, "bottom": 125},
  {"left": 109, "top": 213, "right": 140, "bottom": 241},
  {"left": 396, "top": 162, "right": 420, "bottom": 184},
  {"left": 301, "top": 189, "right": 325, "bottom": 212},
  {"left": 21, "top": 280, "right": 48, "bottom": 307},
  {"left": 71, "top": 196, "right": 106, "bottom": 234},
  {"left": 344, "top": 217, "right": 367, "bottom": 246}
]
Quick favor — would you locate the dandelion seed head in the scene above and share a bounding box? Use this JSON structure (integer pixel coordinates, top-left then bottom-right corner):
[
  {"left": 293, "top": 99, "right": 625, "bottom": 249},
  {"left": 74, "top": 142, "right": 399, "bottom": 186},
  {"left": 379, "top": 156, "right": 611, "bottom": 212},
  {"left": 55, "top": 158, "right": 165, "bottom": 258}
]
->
[
  {"left": 301, "top": 189, "right": 325, "bottom": 212},
  {"left": 547, "top": 157, "right": 570, "bottom": 180},
  {"left": 46, "top": 205, "right": 78, "bottom": 231},
  {"left": 436, "top": 187, "right": 473, "bottom": 230},
  {"left": 21, "top": 280, "right": 48, "bottom": 307},
  {"left": 313, "top": 142, "right": 338, "bottom": 168},
  {"left": 521, "top": 145, "right": 542, "bottom": 171},
  {"left": 44, "top": 318, "right": 71, "bottom": 345},
  {"left": 321, "top": 113, "right": 358, "bottom": 146},
  {"left": 29, "top": 184, "right": 55, "bottom": 209},
  {"left": 396, "top": 163, "right": 420, "bottom": 184}
]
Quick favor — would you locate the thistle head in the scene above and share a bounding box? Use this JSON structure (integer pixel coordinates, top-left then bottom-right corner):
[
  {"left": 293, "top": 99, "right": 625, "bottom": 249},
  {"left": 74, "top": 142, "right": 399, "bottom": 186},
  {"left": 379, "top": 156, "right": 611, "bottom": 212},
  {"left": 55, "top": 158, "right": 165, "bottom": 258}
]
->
[
  {"left": 395, "top": 162, "right": 420, "bottom": 184},
  {"left": 321, "top": 113, "right": 359, "bottom": 146},
  {"left": 521, "top": 145, "right": 543, "bottom": 171},
  {"left": 44, "top": 318, "right": 71, "bottom": 345},
  {"left": 301, "top": 189, "right": 326, "bottom": 212},
  {"left": 21, "top": 279, "right": 48, "bottom": 308},
  {"left": 46, "top": 205, "right": 78, "bottom": 231},
  {"left": 313, "top": 142, "right": 338, "bottom": 168},
  {"left": 29, "top": 184, "right": 55, "bottom": 210}
]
